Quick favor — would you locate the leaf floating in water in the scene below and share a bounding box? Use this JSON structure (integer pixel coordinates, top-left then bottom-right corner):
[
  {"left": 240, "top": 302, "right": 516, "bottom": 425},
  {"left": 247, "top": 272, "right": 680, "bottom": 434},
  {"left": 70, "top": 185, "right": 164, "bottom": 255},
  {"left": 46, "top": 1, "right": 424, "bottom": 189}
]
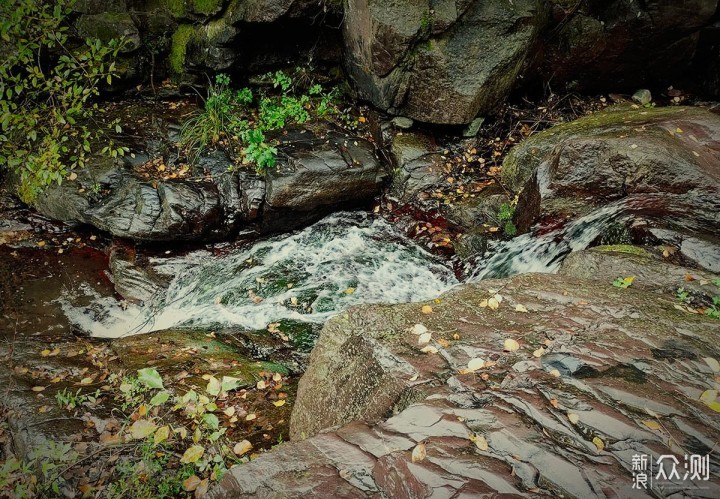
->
[
  {"left": 703, "top": 357, "right": 720, "bottom": 373},
  {"left": 411, "top": 442, "right": 427, "bottom": 463},
  {"left": 503, "top": 339, "right": 520, "bottom": 352}
]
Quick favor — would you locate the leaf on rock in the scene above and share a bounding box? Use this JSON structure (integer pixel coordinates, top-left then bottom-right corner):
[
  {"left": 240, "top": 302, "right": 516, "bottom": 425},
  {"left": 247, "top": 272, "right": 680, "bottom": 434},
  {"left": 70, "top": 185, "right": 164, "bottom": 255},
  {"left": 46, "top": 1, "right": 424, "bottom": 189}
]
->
[
  {"left": 421, "top": 345, "right": 438, "bottom": 354},
  {"left": 180, "top": 445, "right": 205, "bottom": 464},
  {"left": 503, "top": 339, "right": 520, "bottom": 352},
  {"left": 592, "top": 436, "right": 605, "bottom": 451},
  {"left": 137, "top": 367, "right": 164, "bottom": 390},
  {"left": 418, "top": 332, "right": 432, "bottom": 345},
  {"left": 699, "top": 390, "right": 720, "bottom": 412},
  {"left": 567, "top": 413, "right": 580, "bottom": 425},
  {"left": 421, "top": 305, "right": 433, "bottom": 314},
  {"left": 703, "top": 357, "right": 720, "bottom": 373},
  {"left": 515, "top": 304, "right": 528, "bottom": 313},
  {"left": 410, "top": 324, "right": 428, "bottom": 335},
  {"left": 411, "top": 442, "right": 427, "bottom": 463},
  {"left": 467, "top": 358, "right": 485, "bottom": 372},
  {"left": 642, "top": 420, "right": 661, "bottom": 431}
]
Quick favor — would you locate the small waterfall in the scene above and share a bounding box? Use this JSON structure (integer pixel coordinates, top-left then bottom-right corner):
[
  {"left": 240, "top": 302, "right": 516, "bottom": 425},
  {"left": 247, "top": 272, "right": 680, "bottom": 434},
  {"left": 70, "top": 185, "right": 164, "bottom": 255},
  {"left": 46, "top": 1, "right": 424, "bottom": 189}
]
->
[
  {"left": 471, "top": 202, "right": 628, "bottom": 280},
  {"left": 61, "top": 212, "right": 459, "bottom": 338}
]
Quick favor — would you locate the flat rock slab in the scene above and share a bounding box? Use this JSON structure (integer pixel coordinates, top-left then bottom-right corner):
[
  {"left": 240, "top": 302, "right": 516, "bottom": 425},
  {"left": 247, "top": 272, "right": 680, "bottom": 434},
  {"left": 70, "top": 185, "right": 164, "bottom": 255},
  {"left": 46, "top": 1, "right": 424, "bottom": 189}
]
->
[
  {"left": 213, "top": 270, "right": 720, "bottom": 497},
  {"left": 30, "top": 102, "right": 384, "bottom": 242}
]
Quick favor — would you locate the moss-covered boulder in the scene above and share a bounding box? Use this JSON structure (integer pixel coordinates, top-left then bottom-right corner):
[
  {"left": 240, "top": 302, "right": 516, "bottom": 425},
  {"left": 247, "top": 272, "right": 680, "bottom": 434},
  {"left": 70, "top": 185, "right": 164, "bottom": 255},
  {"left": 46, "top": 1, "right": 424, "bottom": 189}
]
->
[{"left": 501, "top": 106, "right": 720, "bottom": 243}]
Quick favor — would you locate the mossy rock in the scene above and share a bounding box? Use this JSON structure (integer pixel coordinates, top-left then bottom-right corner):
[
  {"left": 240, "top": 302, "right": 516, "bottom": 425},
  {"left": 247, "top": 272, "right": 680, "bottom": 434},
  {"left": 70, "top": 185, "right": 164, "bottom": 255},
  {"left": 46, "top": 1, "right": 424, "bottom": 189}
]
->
[
  {"left": 501, "top": 105, "right": 708, "bottom": 193},
  {"left": 169, "top": 24, "right": 198, "bottom": 75}
]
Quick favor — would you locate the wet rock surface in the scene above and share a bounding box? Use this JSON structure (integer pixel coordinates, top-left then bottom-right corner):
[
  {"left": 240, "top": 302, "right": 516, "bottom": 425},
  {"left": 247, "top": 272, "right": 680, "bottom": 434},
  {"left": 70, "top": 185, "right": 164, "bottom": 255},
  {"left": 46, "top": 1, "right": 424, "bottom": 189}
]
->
[
  {"left": 29, "top": 102, "right": 384, "bottom": 242},
  {"left": 503, "top": 106, "right": 720, "bottom": 242},
  {"left": 213, "top": 272, "right": 720, "bottom": 497}
]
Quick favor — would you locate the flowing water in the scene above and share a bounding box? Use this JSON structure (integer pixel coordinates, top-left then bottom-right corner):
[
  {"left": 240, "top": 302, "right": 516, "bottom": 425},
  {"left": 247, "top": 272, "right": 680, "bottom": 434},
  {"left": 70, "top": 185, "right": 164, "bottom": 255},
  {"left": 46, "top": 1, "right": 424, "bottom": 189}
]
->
[
  {"left": 470, "top": 202, "right": 629, "bottom": 280},
  {"left": 60, "top": 212, "right": 459, "bottom": 338}
]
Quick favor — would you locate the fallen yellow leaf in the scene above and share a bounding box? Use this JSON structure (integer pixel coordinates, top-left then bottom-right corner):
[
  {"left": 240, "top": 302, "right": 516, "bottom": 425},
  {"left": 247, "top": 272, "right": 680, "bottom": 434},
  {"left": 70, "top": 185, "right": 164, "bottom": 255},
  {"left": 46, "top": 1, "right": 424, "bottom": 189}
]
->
[{"left": 421, "top": 305, "right": 433, "bottom": 314}]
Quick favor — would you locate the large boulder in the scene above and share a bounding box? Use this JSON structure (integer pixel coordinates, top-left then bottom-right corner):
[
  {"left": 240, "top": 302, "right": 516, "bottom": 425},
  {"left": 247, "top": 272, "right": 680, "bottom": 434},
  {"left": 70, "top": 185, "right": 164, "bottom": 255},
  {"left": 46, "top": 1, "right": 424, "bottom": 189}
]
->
[
  {"left": 212, "top": 271, "right": 720, "bottom": 497},
  {"left": 343, "top": 0, "right": 547, "bottom": 125},
  {"left": 29, "top": 102, "right": 383, "bottom": 242},
  {"left": 262, "top": 127, "right": 386, "bottom": 230},
  {"left": 502, "top": 106, "right": 720, "bottom": 242}
]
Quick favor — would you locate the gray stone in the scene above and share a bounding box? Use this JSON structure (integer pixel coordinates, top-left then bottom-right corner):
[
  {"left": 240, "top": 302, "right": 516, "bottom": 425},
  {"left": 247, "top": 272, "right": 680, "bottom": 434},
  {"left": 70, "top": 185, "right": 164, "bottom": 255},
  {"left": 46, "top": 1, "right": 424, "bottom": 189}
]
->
[
  {"left": 632, "top": 89, "right": 652, "bottom": 105},
  {"left": 264, "top": 127, "right": 384, "bottom": 217},
  {"left": 391, "top": 116, "right": 414, "bottom": 129},
  {"left": 343, "top": 0, "right": 547, "bottom": 124}
]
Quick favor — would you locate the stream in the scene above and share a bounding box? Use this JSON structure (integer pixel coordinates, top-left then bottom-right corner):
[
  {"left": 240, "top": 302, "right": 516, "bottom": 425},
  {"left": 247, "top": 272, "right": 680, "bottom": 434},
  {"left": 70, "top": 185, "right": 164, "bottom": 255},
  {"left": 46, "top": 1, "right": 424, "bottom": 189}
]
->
[
  {"left": 60, "top": 212, "right": 460, "bottom": 338},
  {"left": 55, "top": 202, "right": 633, "bottom": 339}
]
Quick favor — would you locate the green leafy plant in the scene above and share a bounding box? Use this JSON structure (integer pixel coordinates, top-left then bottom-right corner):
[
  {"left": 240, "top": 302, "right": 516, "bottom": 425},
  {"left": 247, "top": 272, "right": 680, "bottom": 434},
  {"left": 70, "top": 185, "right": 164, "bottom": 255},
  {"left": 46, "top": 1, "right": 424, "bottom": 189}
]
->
[
  {"left": 612, "top": 276, "right": 634, "bottom": 288},
  {"left": 55, "top": 388, "right": 98, "bottom": 410},
  {"left": 179, "top": 69, "right": 346, "bottom": 174},
  {"left": 498, "top": 202, "right": 517, "bottom": 236},
  {"left": 676, "top": 287, "right": 690, "bottom": 304},
  {"left": 0, "top": 0, "right": 127, "bottom": 202},
  {"left": 706, "top": 296, "right": 720, "bottom": 320}
]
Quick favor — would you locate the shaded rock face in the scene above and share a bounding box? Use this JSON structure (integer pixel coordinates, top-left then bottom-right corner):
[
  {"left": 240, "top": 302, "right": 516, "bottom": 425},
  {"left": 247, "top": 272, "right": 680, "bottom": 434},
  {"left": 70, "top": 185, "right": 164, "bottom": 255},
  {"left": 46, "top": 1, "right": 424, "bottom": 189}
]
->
[
  {"left": 343, "top": 0, "right": 546, "bottom": 125},
  {"left": 502, "top": 106, "right": 720, "bottom": 243},
  {"left": 263, "top": 128, "right": 386, "bottom": 230},
  {"left": 388, "top": 132, "right": 445, "bottom": 203},
  {"left": 212, "top": 271, "right": 720, "bottom": 497},
  {"left": 30, "top": 103, "right": 383, "bottom": 242},
  {"left": 68, "top": 0, "right": 342, "bottom": 88},
  {"left": 543, "top": 0, "right": 719, "bottom": 92}
]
